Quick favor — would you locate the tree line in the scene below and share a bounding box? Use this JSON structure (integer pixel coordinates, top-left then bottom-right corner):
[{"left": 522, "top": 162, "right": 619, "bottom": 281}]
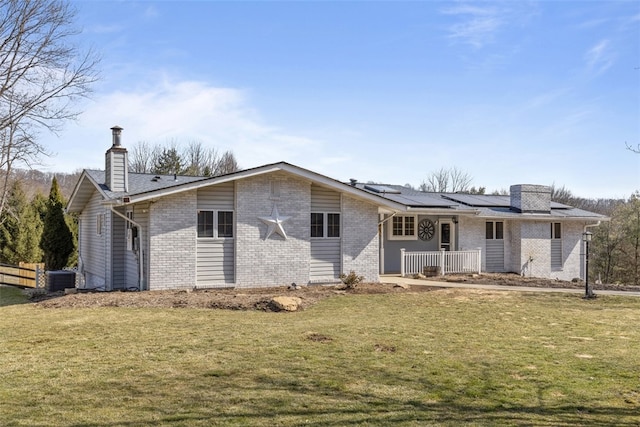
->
[
  {"left": 129, "top": 140, "right": 239, "bottom": 177},
  {"left": 0, "top": 177, "right": 74, "bottom": 270}
]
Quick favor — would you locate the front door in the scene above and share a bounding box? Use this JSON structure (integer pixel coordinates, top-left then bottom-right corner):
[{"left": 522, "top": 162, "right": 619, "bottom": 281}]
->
[{"left": 439, "top": 220, "right": 454, "bottom": 251}]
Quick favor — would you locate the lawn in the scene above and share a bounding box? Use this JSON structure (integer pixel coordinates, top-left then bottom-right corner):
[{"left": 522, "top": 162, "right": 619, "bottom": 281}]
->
[{"left": 1, "top": 288, "right": 639, "bottom": 426}]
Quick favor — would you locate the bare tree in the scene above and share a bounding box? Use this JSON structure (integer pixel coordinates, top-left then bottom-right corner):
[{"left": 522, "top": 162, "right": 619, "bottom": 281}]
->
[
  {"left": 549, "top": 183, "right": 575, "bottom": 205},
  {"left": 0, "top": 0, "right": 99, "bottom": 216},
  {"left": 129, "top": 139, "right": 240, "bottom": 177},
  {"left": 213, "top": 150, "right": 239, "bottom": 176},
  {"left": 419, "top": 167, "right": 473, "bottom": 192},
  {"left": 129, "top": 141, "right": 155, "bottom": 173},
  {"left": 182, "top": 140, "right": 219, "bottom": 176},
  {"left": 625, "top": 141, "right": 639, "bottom": 154}
]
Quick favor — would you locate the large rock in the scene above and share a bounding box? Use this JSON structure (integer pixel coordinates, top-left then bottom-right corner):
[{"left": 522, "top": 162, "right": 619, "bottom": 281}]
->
[{"left": 271, "top": 296, "right": 303, "bottom": 312}]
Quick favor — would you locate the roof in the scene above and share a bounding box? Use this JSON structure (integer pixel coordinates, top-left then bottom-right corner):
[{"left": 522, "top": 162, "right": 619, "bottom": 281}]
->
[
  {"left": 67, "top": 162, "right": 407, "bottom": 214},
  {"left": 66, "top": 161, "right": 608, "bottom": 222},
  {"left": 355, "top": 184, "right": 607, "bottom": 221}
]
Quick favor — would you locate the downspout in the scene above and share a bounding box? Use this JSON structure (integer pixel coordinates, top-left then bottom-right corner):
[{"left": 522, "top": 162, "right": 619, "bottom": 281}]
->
[
  {"left": 110, "top": 205, "right": 145, "bottom": 291},
  {"left": 377, "top": 212, "right": 398, "bottom": 275}
]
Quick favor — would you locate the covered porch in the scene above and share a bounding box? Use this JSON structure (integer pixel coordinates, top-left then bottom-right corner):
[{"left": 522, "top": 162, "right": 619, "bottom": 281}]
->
[{"left": 399, "top": 248, "right": 482, "bottom": 277}]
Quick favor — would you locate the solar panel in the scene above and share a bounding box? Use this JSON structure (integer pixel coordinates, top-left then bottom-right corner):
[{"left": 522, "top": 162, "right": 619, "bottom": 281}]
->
[
  {"left": 443, "top": 194, "right": 511, "bottom": 207},
  {"left": 364, "top": 184, "right": 402, "bottom": 194}
]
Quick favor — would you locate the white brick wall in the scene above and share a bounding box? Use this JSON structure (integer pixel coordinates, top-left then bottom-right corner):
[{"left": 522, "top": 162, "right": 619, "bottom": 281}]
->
[
  {"left": 510, "top": 185, "right": 551, "bottom": 212},
  {"left": 235, "top": 173, "right": 311, "bottom": 288},
  {"left": 341, "top": 195, "right": 379, "bottom": 282},
  {"left": 147, "top": 190, "right": 197, "bottom": 290},
  {"left": 459, "top": 216, "right": 586, "bottom": 280}
]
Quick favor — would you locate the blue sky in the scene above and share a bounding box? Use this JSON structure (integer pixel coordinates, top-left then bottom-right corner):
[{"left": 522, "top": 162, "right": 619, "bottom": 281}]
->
[{"left": 42, "top": 1, "right": 639, "bottom": 198}]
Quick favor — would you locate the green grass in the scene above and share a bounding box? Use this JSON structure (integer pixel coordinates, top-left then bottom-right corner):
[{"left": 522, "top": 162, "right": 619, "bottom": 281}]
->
[
  {"left": 1, "top": 289, "right": 639, "bottom": 426},
  {"left": 0, "top": 285, "right": 29, "bottom": 307}
]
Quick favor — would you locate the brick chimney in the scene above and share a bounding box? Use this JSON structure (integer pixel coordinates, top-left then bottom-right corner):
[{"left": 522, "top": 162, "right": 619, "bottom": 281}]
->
[
  {"left": 105, "top": 126, "right": 128, "bottom": 192},
  {"left": 510, "top": 184, "right": 551, "bottom": 213}
]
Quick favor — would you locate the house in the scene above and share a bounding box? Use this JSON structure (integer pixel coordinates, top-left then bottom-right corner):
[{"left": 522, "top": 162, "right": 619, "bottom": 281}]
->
[
  {"left": 355, "top": 184, "right": 607, "bottom": 280},
  {"left": 67, "top": 126, "right": 607, "bottom": 291}
]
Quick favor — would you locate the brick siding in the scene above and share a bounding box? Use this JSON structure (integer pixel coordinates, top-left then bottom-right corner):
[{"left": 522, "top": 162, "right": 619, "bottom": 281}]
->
[{"left": 147, "top": 190, "right": 197, "bottom": 290}]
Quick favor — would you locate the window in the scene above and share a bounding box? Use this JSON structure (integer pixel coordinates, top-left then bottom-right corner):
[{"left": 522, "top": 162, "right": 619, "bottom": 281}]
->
[
  {"left": 96, "top": 213, "right": 104, "bottom": 235},
  {"left": 310, "top": 212, "right": 340, "bottom": 238},
  {"left": 327, "top": 213, "right": 340, "bottom": 238},
  {"left": 390, "top": 216, "right": 416, "bottom": 239},
  {"left": 310, "top": 213, "right": 323, "bottom": 237},
  {"left": 198, "top": 210, "right": 233, "bottom": 238},
  {"left": 551, "top": 222, "right": 561, "bottom": 239},
  {"left": 218, "top": 211, "right": 233, "bottom": 238},
  {"left": 486, "top": 221, "right": 504, "bottom": 240}
]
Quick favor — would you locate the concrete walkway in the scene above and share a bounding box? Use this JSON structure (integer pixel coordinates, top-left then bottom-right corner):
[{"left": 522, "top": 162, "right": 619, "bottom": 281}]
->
[{"left": 380, "top": 274, "right": 640, "bottom": 297}]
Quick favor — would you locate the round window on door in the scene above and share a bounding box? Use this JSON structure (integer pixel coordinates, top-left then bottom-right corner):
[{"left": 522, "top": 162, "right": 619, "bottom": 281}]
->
[{"left": 418, "top": 219, "right": 435, "bottom": 241}]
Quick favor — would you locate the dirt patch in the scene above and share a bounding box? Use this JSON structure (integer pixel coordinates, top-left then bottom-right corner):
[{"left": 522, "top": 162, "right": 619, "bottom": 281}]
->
[
  {"left": 29, "top": 273, "right": 640, "bottom": 311},
  {"left": 33, "top": 283, "right": 436, "bottom": 311},
  {"left": 423, "top": 272, "right": 640, "bottom": 292}
]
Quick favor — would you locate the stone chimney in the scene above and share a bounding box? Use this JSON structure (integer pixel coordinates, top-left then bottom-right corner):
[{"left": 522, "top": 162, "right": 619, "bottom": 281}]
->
[
  {"left": 105, "top": 126, "right": 128, "bottom": 192},
  {"left": 510, "top": 184, "right": 551, "bottom": 213}
]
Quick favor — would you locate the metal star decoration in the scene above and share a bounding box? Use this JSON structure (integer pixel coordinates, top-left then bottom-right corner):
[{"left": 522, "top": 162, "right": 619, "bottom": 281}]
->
[{"left": 259, "top": 204, "right": 291, "bottom": 240}]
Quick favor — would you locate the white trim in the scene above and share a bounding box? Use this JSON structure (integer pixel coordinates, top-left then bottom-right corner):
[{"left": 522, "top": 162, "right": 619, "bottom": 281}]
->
[
  {"left": 310, "top": 211, "right": 341, "bottom": 239},
  {"left": 388, "top": 215, "right": 418, "bottom": 241},
  {"left": 196, "top": 209, "right": 235, "bottom": 240},
  {"left": 439, "top": 219, "right": 455, "bottom": 251},
  {"left": 100, "top": 162, "right": 407, "bottom": 212}
]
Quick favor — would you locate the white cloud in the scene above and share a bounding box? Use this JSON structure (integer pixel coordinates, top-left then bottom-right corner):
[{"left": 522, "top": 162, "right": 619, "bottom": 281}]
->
[
  {"left": 441, "top": 2, "right": 538, "bottom": 49},
  {"left": 40, "top": 78, "right": 328, "bottom": 173},
  {"left": 584, "top": 39, "right": 615, "bottom": 75},
  {"left": 442, "top": 4, "right": 503, "bottom": 48}
]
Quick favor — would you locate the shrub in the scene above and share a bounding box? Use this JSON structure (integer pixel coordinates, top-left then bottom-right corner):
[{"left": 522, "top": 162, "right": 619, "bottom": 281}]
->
[{"left": 339, "top": 271, "right": 364, "bottom": 289}]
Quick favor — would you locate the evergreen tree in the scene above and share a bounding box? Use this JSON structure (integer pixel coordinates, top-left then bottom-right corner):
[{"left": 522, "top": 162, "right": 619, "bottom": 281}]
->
[
  {"left": 152, "top": 147, "right": 183, "bottom": 175},
  {"left": 0, "top": 182, "right": 43, "bottom": 264},
  {"left": 40, "top": 177, "right": 74, "bottom": 270}
]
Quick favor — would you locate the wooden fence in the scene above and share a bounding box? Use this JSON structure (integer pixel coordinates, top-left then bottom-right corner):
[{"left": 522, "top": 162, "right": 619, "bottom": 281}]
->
[{"left": 0, "top": 263, "right": 45, "bottom": 288}]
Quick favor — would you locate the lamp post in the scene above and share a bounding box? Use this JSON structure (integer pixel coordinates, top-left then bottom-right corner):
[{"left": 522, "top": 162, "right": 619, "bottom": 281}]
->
[{"left": 582, "top": 231, "right": 595, "bottom": 299}]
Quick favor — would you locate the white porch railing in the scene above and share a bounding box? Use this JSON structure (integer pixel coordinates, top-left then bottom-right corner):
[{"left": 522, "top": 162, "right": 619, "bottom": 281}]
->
[{"left": 400, "top": 249, "right": 482, "bottom": 277}]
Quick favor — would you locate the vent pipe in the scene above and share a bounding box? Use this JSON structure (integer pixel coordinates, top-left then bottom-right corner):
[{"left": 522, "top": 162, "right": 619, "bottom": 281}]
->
[{"left": 111, "top": 125, "right": 123, "bottom": 147}]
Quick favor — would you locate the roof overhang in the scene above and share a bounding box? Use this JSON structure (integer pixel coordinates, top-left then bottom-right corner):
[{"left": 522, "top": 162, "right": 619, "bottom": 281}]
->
[
  {"left": 66, "top": 171, "right": 109, "bottom": 213},
  {"left": 102, "top": 162, "right": 408, "bottom": 213}
]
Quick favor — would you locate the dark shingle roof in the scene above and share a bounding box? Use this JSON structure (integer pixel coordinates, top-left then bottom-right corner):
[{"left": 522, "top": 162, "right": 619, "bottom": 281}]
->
[
  {"left": 355, "top": 183, "right": 606, "bottom": 220},
  {"left": 86, "top": 170, "right": 209, "bottom": 199}
]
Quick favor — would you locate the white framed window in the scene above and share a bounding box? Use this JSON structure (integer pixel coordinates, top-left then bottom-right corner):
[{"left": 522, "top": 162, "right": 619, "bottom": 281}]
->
[
  {"left": 486, "top": 221, "right": 504, "bottom": 240},
  {"left": 551, "top": 222, "right": 561, "bottom": 239},
  {"left": 96, "top": 213, "right": 104, "bottom": 235},
  {"left": 197, "top": 210, "right": 234, "bottom": 239},
  {"left": 310, "top": 212, "right": 340, "bottom": 238},
  {"left": 389, "top": 215, "right": 417, "bottom": 240}
]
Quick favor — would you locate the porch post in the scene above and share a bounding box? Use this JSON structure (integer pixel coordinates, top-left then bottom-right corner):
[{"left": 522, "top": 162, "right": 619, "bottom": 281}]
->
[
  {"left": 477, "top": 249, "right": 482, "bottom": 274},
  {"left": 400, "top": 248, "right": 405, "bottom": 277},
  {"left": 440, "top": 249, "right": 445, "bottom": 276}
]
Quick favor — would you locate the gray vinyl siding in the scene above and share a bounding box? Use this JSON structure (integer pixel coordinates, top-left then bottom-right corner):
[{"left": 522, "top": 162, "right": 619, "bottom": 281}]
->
[
  {"left": 310, "top": 185, "right": 341, "bottom": 281},
  {"left": 486, "top": 240, "right": 505, "bottom": 272},
  {"left": 105, "top": 150, "right": 127, "bottom": 192},
  {"left": 196, "top": 240, "right": 234, "bottom": 284},
  {"left": 310, "top": 239, "right": 341, "bottom": 280},
  {"left": 197, "top": 182, "right": 234, "bottom": 210},
  {"left": 79, "top": 191, "right": 107, "bottom": 285},
  {"left": 311, "top": 185, "right": 340, "bottom": 211},
  {"left": 196, "top": 183, "right": 235, "bottom": 285},
  {"left": 551, "top": 240, "right": 562, "bottom": 270},
  {"left": 123, "top": 203, "right": 149, "bottom": 289},
  {"left": 111, "top": 213, "right": 126, "bottom": 290}
]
